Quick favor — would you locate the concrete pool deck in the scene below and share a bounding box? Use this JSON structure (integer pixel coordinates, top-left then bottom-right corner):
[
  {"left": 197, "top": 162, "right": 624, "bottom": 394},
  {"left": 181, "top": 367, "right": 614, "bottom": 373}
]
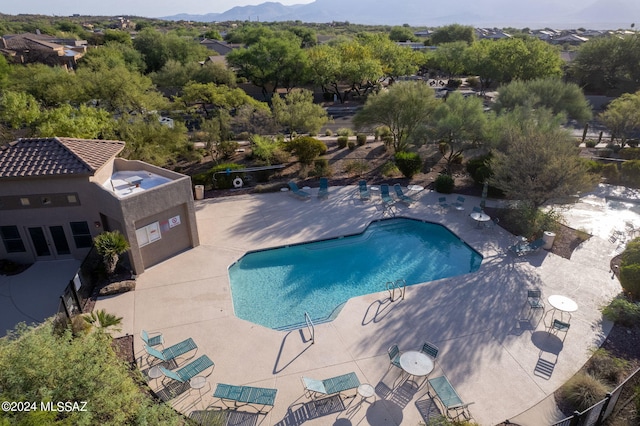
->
[{"left": 96, "top": 186, "right": 623, "bottom": 425}]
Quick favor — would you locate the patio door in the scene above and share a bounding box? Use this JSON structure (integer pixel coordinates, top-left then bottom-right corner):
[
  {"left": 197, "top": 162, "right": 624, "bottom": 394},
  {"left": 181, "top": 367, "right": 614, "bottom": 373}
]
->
[{"left": 27, "top": 226, "right": 71, "bottom": 260}]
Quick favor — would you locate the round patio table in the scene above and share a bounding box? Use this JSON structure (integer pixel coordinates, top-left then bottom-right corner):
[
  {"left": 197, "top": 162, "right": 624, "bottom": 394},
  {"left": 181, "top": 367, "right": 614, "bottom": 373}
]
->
[
  {"left": 407, "top": 185, "right": 424, "bottom": 192},
  {"left": 148, "top": 366, "right": 162, "bottom": 380},
  {"left": 470, "top": 212, "right": 491, "bottom": 228},
  {"left": 548, "top": 295, "right": 578, "bottom": 322},
  {"left": 399, "top": 351, "right": 434, "bottom": 377}
]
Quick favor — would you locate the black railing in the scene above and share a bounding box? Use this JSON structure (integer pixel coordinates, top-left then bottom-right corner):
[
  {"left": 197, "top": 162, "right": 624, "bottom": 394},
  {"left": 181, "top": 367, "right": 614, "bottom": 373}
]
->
[
  {"left": 57, "top": 247, "right": 102, "bottom": 320},
  {"left": 550, "top": 366, "right": 640, "bottom": 426}
]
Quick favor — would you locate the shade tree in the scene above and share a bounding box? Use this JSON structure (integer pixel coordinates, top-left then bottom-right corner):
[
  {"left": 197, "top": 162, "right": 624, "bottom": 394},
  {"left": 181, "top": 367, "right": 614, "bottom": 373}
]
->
[
  {"left": 271, "top": 88, "right": 329, "bottom": 139},
  {"left": 600, "top": 91, "right": 640, "bottom": 146}
]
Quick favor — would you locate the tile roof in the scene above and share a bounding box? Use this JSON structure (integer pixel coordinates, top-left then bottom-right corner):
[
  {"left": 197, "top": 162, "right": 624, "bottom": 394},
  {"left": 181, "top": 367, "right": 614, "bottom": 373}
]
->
[{"left": 0, "top": 137, "right": 125, "bottom": 178}]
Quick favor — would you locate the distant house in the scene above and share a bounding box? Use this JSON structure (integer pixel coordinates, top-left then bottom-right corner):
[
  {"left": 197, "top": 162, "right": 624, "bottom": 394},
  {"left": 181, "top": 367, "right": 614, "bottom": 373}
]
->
[
  {"left": 0, "top": 33, "right": 87, "bottom": 68},
  {"left": 0, "top": 138, "right": 200, "bottom": 275},
  {"left": 552, "top": 34, "right": 589, "bottom": 45},
  {"left": 395, "top": 41, "right": 428, "bottom": 50},
  {"left": 414, "top": 30, "right": 432, "bottom": 37},
  {"left": 200, "top": 39, "right": 241, "bottom": 56}
]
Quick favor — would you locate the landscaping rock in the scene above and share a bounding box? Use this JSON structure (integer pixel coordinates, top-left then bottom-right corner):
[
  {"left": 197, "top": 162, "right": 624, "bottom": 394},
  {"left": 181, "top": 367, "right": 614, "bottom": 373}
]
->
[{"left": 99, "top": 280, "right": 136, "bottom": 296}]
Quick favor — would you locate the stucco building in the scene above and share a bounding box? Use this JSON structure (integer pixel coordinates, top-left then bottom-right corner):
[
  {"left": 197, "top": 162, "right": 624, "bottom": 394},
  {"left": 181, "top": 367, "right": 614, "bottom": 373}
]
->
[{"left": 0, "top": 137, "right": 199, "bottom": 275}]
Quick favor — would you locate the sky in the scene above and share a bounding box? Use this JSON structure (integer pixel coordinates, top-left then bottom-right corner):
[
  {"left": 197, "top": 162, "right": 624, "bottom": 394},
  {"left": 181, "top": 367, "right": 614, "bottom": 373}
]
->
[{"left": 0, "top": 0, "right": 315, "bottom": 18}]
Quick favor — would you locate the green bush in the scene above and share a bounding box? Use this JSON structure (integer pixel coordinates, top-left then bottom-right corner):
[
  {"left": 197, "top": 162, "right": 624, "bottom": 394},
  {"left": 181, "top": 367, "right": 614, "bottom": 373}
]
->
[
  {"left": 284, "top": 136, "right": 327, "bottom": 165},
  {"left": 601, "top": 163, "right": 620, "bottom": 183},
  {"left": 336, "top": 127, "right": 353, "bottom": 137},
  {"left": 395, "top": 151, "right": 422, "bottom": 178},
  {"left": 621, "top": 159, "right": 640, "bottom": 187},
  {"left": 620, "top": 264, "right": 640, "bottom": 299},
  {"left": 434, "top": 174, "right": 454, "bottom": 193},
  {"left": 466, "top": 154, "right": 493, "bottom": 184},
  {"left": 620, "top": 148, "right": 640, "bottom": 160},
  {"left": 503, "top": 206, "right": 562, "bottom": 240},
  {"left": 583, "top": 159, "right": 603, "bottom": 174},
  {"left": 597, "top": 148, "right": 613, "bottom": 158},
  {"left": 602, "top": 296, "right": 640, "bottom": 326},
  {"left": 348, "top": 141, "right": 356, "bottom": 150},
  {"left": 344, "top": 160, "right": 369, "bottom": 177},
  {"left": 375, "top": 126, "right": 391, "bottom": 141},
  {"left": 251, "top": 135, "right": 281, "bottom": 165},
  {"left": 558, "top": 373, "right": 608, "bottom": 412},
  {"left": 356, "top": 133, "right": 367, "bottom": 146},
  {"left": 382, "top": 135, "right": 394, "bottom": 149},
  {"left": 312, "top": 158, "right": 332, "bottom": 177},
  {"left": 337, "top": 136, "right": 348, "bottom": 149},
  {"left": 465, "top": 76, "right": 479, "bottom": 88},
  {"left": 210, "top": 163, "right": 244, "bottom": 189},
  {"left": 438, "top": 142, "right": 449, "bottom": 154},
  {"left": 607, "top": 143, "right": 622, "bottom": 153},
  {"left": 585, "top": 348, "right": 630, "bottom": 385},
  {"left": 325, "top": 129, "right": 333, "bottom": 136},
  {"left": 381, "top": 161, "right": 401, "bottom": 177}
]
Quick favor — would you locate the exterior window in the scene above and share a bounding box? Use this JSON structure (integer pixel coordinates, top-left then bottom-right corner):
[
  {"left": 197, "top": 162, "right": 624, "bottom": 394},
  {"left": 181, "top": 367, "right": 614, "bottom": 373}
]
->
[
  {"left": 67, "top": 194, "right": 78, "bottom": 204},
  {"left": 70, "top": 222, "right": 92, "bottom": 248},
  {"left": 0, "top": 226, "right": 26, "bottom": 253},
  {"left": 20, "top": 198, "right": 30, "bottom": 206}
]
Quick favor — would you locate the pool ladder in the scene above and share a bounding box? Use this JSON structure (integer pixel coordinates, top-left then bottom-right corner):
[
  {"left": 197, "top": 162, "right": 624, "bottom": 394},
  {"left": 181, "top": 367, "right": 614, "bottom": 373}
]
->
[
  {"left": 386, "top": 279, "right": 406, "bottom": 302},
  {"left": 304, "top": 312, "right": 315, "bottom": 344}
]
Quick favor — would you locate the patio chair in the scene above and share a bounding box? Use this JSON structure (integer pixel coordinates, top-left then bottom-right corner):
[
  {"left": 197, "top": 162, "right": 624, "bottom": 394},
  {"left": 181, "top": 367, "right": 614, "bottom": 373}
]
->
[
  {"left": 393, "top": 184, "right": 414, "bottom": 206},
  {"left": 141, "top": 329, "right": 163, "bottom": 347},
  {"left": 548, "top": 319, "right": 570, "bottom": 341},
  {"left": 438, "top": 197, "right": 450, "bottom": 210},
  {"left": 358, "top": 180, "right": 371, "bottom": 201},
  {"left": 288, "top": 181, "right": 311, "bottom": 200},
  {"left": 509, "top": 238, "right": 545, "bottom": 256},
  {"left": 527, "top": 290, "right": 544, "bottom": 311},
  {"left": 380, "top": 184, "right": 395, "bottom": 206},
  {"left": 144, "top": 337, "right": 198, "bottom": 364},
  {"left": 451, "top": 196, "right": 465, "bottom": 211},
  {"left": 388, "top": 344, "right": 402, "bottom": 370},
  {"left": 420, "top": 341, "right": 439, "bottom": 362},
  {"left": 317, "top": 177, "right": 329, "bottom": 200},
  {"left": 484, "top": 217, "right": 499, "bottom": 229},
  {"left": 302, "top": 372, "right": 360, "bottom": 399},
  {"left": 213, "top": 383, "right": 277, "bottom": 414},
  {"left": 159, "top": 354, "right": 215, "bottom": 384},
  {"left": 427, "top": 375, "right": 474, "bottom": 420}
]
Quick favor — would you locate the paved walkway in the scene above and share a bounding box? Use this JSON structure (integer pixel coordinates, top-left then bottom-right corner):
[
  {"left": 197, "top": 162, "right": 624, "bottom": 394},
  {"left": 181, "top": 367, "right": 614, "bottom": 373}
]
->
[{"left": 96, "top": 186, "right": 623, "bottom": 425}]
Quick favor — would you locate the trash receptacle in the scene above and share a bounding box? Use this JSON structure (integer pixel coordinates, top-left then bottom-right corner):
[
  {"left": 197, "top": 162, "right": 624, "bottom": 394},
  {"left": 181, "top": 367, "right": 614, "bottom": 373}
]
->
[
  {"left": 542, "top": 231, "right": 556, "bottom": 250},
  {"left": 194, "top": 185, "right": 204, "bottom": 200}
]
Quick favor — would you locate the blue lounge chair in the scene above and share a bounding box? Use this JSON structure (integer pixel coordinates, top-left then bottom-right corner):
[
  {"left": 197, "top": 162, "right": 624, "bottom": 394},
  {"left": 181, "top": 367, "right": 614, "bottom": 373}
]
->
[
  {"left": 144, "top": 337, "right": 198, "bottom": 364},
  {"left": 288, "top": 181, "right": 311, "bottom": 200},
  {"left": 317, "top": 177, "right": 329, "bottom": 199},
  {"left": 509, "top": 238, "right": 545, "bottom": 256},
  {"left": 159, "top": 354, "right": 214, "bottom": 384},
  {"left": 359, "top": 180, "right": 371, "bottom": 201},
  {"left": 451, "top": 196, "right": 465, "bottom": 211},
  {"left": 302, "top": 372, "right": 361, "bottom": 399},
  {"left": 213, "top": 383, "right": 278, "bottom": 413},
  {"left": 438, "top": 197, "right": 450, "bottom": 210},
  {"left": 380, "top": 184, "right": 395, "bottom": 206},
  {"left": 393, "top": 184, "right": 414, "bottom": 206},
  {"left": 427, "top": 375, "right": 474, "bottom": 420},
  {"left": 141, "top": 329, "right": 163, "bottom": 347}
]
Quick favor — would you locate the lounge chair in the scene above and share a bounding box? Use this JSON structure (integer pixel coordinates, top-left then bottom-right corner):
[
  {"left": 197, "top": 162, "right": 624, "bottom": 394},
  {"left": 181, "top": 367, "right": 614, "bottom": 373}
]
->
[
  {"left": 144, "top": 337, "right": 198, "bottom": 364},
  {"left": 380, "top": 184, "right": 395, "bottom": 206},
  {"left": 302, "top": 372, "right": 361, "bottom": 399},
  {"left": 317, "top": 177, "right": 329, "bottom": 199},
  {"left": 141, "top": 329, "right": 163, "bottom": 347},
  {"left": 159, "top": 354, "right": 215, "bottom": 384},
  {"left": 427, "top": 375, "right": 474, "bottom": 420},
  {"left": 388, "top": 344, "right": 402, "bottom": 370},
  {"left": 213, "top": 383, "right": 277, "bottom": 414},
  {"left": 288, "top": 181, "right": 311, "bottom": 200},
  {"left": 438, "top": 197, "right": 450, "bottom": 210},
  {"left": 359, "top": 180, "right": 371, "bottom": 201},
  {"left": 451, "top": 196, "right": 465, "bottom": 211},
  {"left": 393, "top": 184, "right": 414, "bottom": 206},
  {"left": 509, "top": 238, "right": 545, "bottom": 256}
]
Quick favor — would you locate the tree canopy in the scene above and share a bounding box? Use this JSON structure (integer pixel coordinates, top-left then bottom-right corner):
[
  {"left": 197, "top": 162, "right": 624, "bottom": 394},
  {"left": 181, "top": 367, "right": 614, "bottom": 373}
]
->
[
  {"left": 430, "top": 24, "right": 475, "bottom": 45},
  {"left": 271, "top": 89, "right": 329, "bottom": 138},
  {"left": 600, "top": 91, "right": 640, "bottom": 146}
]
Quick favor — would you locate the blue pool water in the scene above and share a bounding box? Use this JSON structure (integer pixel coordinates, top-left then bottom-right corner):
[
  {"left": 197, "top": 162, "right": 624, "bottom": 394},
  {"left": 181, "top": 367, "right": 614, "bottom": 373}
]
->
[{"left": 228, "top": 217, "right": 482, "bottom": 330}]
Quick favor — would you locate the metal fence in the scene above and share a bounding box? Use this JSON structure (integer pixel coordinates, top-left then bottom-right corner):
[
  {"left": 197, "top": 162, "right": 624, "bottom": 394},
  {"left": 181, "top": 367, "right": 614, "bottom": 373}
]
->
[
  {"left": 57, "top": 247, "right": 102, "bottom": 320},
  {"left": 551, "top": 366, "right": 640, "bottom": 426}
]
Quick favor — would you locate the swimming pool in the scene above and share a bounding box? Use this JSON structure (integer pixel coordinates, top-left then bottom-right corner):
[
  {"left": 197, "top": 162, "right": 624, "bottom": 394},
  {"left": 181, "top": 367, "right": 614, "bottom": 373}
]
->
[{"left": 228, "top": 217, "right": 483, "bottom": 330}]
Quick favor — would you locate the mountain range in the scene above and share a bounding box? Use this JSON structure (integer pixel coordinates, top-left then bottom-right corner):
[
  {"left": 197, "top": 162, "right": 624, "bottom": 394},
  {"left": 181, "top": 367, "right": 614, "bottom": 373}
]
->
[{"left": 163, "top": 0, "right": 640, "bottom": 29}]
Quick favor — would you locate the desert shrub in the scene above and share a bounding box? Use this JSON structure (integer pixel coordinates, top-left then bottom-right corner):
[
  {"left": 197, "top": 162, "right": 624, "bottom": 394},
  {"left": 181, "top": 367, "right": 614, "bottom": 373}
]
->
[
  {"left": 347, "top": 141, "right": 356, "bottom": 150},
  {"left": 312, "top": 159, "right": 332, "bottom": 177},
  {"left": 620, "top": 148, "right": 640, "bottom": 160},
  {"left": 621, "top": 160, "right": 640, "bottom": 187},
  {"left": 337, "top": 136, "right": 348, "bottom": 148},
  {"left": 434, "top": 174, "right": 454, "bottom": 193},
  {"left": 465, "top": 76, "right": 479, "bottom": 88},
  {"left": 284, "top": 136, "right": 327, "bottom": 165},
  {"left": 438, "top": 142, "right": 449, "bottom": 154},
  {"left": 344, "top": 160, "right": 369, "bottom": 177},
  {"left": 235, "top": 131, "right": 251, "bottom": 141},
  {"left": 382, "top": 135, "right": 394, "bottom": 150},
  {"left": 628, "top": 139, "right": 639, "bottom": 147},
  {"left": 583, "top": 159, "right": 603, "bottom": 174},
  {"left": 620, "top": 238, "right": 640, "bottom": 299},
  {"left": 325, "top": 129, "right": 333, "bottom": 136},
  {"left": 584, "top": 139, "right": 598, "bottom": 148},
  {"left": 337, "top": 127, "right": 353, "bottom": 137},
  {"left": 395, "top": 151, "right": 422, "bottom": 178},
  {"left": 585, "top": 348, "right": 630, "bottom": 385},
  {"left": 597, "top": 148, "right": 613, "bottom": 158},
  {"left": 375, "top": 125, "right": 391, "bottom": 141},
  {"left": 216, "top": 140, "right": 239, "bottom": 160},
  {"left": 210, "top": 163, "right": 244, "bottom": 189},
  {"left": 576, "top": 228, "right": 591, "bottom": 242},
  {"left": 606, "top": 143, "right": 623, "bottom": 153},
  {"left": 251, "top": 135, "right": 280, "bottom": 165},
  {"left": 503, "top": 206, "right": 562, "bottom": 239},
  {"left": 466, "top": 154, "right": 493, "bottom": 184},
  {"left": 381, "top": 161, "right": 401, "bottom": 177},
  {"left": 356, "top": 133, "right": 367, "bottom": 146},
  {"left": 447, "top": 78, "right": 462, "bottom": 88},
  {"left": 558, "top": 373, "right": 608, "bottom": 412},
  {"left": 601, "top": 163, "right": 620, "bottom": 183}
]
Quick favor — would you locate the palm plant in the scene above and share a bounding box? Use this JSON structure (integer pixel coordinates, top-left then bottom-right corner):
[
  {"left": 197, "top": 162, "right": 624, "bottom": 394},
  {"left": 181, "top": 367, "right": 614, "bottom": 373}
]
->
[
  {"left": 93, "top": 231, "right": 130, "bottom": 276},
  {"left": 83, "top": 309, "right": 123, "bottom": 335}
]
